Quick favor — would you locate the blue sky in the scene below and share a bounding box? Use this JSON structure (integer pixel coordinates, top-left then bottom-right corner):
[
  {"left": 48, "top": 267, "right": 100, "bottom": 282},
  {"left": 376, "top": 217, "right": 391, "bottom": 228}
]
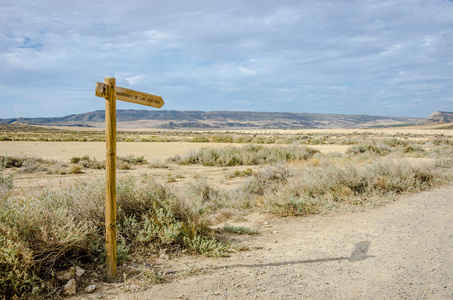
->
[{"left": 1, "top": 0, "right": 452, "bottom": 118}]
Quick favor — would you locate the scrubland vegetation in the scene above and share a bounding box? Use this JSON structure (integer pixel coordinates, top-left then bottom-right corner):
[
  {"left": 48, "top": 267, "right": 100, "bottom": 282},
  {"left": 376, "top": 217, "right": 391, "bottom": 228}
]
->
[
  {"left": 1, "top": 123, "right": 452, "bottom": 145},
  {"left": 1, "top": 128, "right": 452, "bottom": 298}
]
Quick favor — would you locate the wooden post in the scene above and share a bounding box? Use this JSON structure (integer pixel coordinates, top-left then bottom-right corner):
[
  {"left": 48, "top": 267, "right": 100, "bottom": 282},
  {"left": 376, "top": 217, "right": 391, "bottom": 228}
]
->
[
  {"left": 95, "top": 76, "right": 163, "bottom": 281},
  {"left": 105, "top": 77, "right": 117, "bottom": 280}
]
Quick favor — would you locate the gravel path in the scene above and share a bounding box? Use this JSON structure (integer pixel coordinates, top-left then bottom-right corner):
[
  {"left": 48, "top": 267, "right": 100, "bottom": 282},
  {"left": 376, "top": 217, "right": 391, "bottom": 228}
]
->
[{"left": 80, "top": 184, "right": 453, "bottom": 299}]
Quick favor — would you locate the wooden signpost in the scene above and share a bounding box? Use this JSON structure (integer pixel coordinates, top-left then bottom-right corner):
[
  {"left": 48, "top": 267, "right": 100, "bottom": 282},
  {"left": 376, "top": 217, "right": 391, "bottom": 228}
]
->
[{"left": 95, "top": 77, "right": 164, "bottom": 280}]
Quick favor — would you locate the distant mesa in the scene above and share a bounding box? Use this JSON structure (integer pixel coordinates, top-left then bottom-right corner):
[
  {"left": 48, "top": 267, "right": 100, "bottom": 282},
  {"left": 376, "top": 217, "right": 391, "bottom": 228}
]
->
[{"left": 425, "top": 111, "right": 453, "bottom": 123}]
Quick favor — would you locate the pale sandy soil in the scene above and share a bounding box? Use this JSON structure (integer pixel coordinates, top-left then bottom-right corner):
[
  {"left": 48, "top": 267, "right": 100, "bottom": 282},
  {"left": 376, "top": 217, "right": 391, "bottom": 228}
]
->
[
  {"left": 0, "top": 142, "right": 218, "bottom": 162},
  {"left": 67, "top": 184, "right": 453, "bottom": 300},
  {"left": 0, "top": 142, "right": 349, "bottom": 162}
]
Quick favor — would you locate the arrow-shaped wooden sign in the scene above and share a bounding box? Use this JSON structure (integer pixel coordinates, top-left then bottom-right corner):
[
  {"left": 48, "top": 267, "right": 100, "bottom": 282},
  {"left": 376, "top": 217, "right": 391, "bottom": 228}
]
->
[{"left": 96, "top": 82, "right": 164, "bottom": 108}]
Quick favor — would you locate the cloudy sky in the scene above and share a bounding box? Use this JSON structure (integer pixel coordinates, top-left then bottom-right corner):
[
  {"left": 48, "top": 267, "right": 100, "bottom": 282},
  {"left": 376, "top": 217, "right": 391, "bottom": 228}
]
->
[{"left": 1, "top": 0, "right": 452, "bottom": 118}]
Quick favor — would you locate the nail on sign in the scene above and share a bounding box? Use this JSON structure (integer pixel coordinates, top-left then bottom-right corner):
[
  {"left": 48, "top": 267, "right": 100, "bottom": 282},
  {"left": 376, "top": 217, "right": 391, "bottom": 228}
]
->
[{"left": 96, "top": 82, "right": 164, "bottom": 108}]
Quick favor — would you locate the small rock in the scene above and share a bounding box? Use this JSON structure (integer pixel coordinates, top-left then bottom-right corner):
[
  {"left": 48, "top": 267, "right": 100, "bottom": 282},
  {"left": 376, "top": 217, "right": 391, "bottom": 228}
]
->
[
  {"left": 63, "top": 279, "right": 77, "bottom": 296},
  {"left": 75, "top": 266, "right": 85, "bottom": 277},
  {"left": 85, "top": 284, "right": 96, "bottom": 294},
  {"left": 57, "top": 267, "right": 75, "bottom": 281}
]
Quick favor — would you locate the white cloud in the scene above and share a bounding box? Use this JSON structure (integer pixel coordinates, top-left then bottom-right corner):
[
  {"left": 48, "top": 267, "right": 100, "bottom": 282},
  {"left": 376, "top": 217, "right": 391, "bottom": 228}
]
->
[{"left": 0, "top": 0, "right": 452, "bottom": 118}]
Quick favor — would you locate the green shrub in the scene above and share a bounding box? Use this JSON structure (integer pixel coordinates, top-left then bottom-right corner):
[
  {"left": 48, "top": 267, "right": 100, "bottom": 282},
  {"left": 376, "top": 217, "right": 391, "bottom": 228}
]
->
[
  {"left": 223, "top": 223, "right": 258, "bottom": 235},
  {"left": 70, "top": 157, "right": 81, "bottom": 164},
  {"left": 0, "top": 172, "right": 14, "bottom": 201},
  {"left": 182, "top": 235, "right": 229, "bottom": 257}
]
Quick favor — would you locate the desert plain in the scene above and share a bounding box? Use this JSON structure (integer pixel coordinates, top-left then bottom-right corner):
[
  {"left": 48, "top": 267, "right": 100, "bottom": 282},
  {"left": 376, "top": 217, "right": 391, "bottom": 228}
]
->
[{"left": 1, "top": 125, "right": 452, "bottom": 299}]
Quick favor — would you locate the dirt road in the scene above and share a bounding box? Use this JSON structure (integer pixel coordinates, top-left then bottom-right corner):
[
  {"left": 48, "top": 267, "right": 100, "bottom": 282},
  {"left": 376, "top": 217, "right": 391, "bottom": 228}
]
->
[{"left": 75, "top": 184, "right": 452, "bottom": 299}]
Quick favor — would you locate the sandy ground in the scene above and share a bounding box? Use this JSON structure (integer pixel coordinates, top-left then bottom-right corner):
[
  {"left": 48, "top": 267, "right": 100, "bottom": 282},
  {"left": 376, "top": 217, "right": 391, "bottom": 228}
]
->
[
  {"left": 0, "top": 142, "right": 350, "bottom": 162},
  {"left": 0, "top": 142, "right": 218, "bottom": 162},
  {"left": 71, "top": 184, "right": 453, "bottom": 300}
]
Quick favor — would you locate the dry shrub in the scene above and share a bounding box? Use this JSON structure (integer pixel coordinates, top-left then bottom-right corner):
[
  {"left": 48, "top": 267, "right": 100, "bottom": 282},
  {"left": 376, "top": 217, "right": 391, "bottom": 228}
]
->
[
  {"left": 346, "top": 143, "right": 392, "bottom": 156},
  {"left": 0, "top": 175, "right": 230, "bottom": 298},
  {"left": 380, "top": 138, "right": 408, "bottom": 147},
  {"left": 403, "top": 145, "right": 425, "bottom": 154},
  {"left": 0, "top": 189, "right": 95, "bottom": 298},
  {"left": 225, "top": 168, "right": 253, "bottom": 179},
  {"left": 69, "top": 165, "right": 83, "bottom": 174},
  {"left": 169, "top": 145, "right": 319, "bottom": 166},
  {"left": 117, "top": 155, "right": 147, "bottom": 165},
  {"left": 1, "top": 156, "right": 58, "bottom": 173},
  {"left": 435, "top": 146, "right": 453, "bottom": 171},
  {"left": 183, "top": 178, "right": 229, "bottom": 215},
  {"left": 0, "top": 156, "right": 24, "bottom": 168},
  {"left": 367, "top": 160, "right": 436, "bottom": 193},
  {"left": 238, "top": 165, "right": 291, "bottom": 197},
  {"left": 210, "top": 134, "right": 234, "bottom": 143},
  {"left": 240, "top": 159, "right": 442, "bottom": 216},
  {"left": 149, "top": 160, "right": 169, "bottom": 169}
]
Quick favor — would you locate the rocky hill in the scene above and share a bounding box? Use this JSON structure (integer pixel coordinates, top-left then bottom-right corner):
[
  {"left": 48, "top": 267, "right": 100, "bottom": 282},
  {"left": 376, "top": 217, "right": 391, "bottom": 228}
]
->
[
  {"left": 424, "top": 111, "right": 453, "bottom": 123},
  {"left": 0, "top": 110, "right": 423, "bottom": 129}
]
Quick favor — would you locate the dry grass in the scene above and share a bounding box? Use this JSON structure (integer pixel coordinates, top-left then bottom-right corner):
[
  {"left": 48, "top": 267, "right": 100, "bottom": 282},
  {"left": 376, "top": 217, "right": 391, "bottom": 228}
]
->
[{"left": 1, "top": 127, "right": 453, "bottom": 298}]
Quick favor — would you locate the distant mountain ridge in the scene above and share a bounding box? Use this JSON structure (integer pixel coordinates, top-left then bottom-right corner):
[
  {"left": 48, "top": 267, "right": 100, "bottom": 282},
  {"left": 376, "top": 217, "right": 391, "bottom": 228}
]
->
[{"left": 0, "top": 110, "right": 428, "bottom": 129}]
